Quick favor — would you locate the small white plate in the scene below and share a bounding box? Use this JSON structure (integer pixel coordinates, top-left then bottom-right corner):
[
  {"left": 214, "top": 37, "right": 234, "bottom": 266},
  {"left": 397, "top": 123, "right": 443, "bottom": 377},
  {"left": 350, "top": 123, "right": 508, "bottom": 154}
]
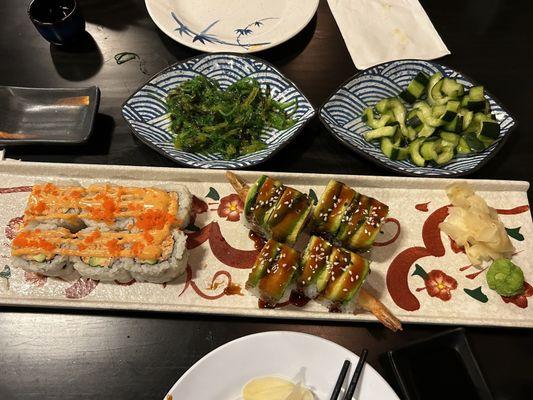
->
[
  {"left": 163, "top": 331, "right": 400, "bottom": 400},
  {"left": 145, "top": 0, "right": 319, "bottom": 53}
]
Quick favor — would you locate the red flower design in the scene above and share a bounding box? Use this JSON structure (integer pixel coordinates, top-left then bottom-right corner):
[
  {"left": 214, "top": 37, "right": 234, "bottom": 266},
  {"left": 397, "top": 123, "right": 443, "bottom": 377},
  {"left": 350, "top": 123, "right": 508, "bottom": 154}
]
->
[
  {"left": 501, "top": 282, "right": 533, "bottom": 309},
  {"left": 5, "top": 216, "right": 24, "bottom": 240},
  {"left": 425, "top": 270, "right": 458, "bottom": 301},
  {"left": 24, "top": 271, "right": 47, "bottom": 287},
  {"left": 217, "top": 194, "right": 243, "bottom": 222}
]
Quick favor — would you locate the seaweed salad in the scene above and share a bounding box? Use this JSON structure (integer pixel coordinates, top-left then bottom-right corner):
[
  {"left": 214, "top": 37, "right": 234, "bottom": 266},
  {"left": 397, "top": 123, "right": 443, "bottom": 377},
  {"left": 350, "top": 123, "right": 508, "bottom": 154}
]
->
[{"left": 166, "top": 76, "right": 297, "bottom": 159}]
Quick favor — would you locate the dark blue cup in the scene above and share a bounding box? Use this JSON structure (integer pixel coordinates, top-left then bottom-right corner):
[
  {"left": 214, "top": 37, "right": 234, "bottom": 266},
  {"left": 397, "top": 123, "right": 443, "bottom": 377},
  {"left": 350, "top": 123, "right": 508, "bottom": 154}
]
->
[{"left": 28, "top": 0, "right": 86, "bottom": 45}]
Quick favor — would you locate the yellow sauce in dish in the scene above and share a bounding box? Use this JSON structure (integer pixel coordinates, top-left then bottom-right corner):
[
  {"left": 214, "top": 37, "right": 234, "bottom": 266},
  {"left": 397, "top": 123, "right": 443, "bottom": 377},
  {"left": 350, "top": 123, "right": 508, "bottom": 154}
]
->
[{"left": 242, "top": 376, "right": 314, "bottom": 400}]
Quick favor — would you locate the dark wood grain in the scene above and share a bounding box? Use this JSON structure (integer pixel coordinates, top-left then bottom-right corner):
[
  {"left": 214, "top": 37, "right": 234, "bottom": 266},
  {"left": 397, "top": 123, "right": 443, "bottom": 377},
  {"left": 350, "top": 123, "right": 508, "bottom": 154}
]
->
[{"left": 0, "top": 0, "right": 532, "bottom": 399}]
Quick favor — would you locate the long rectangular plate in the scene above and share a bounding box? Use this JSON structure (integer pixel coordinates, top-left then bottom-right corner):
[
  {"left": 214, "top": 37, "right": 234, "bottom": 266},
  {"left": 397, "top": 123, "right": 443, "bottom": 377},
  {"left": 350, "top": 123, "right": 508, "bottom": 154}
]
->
[{"left": 0, "top": 161, "right": 531, "bottom": 328}]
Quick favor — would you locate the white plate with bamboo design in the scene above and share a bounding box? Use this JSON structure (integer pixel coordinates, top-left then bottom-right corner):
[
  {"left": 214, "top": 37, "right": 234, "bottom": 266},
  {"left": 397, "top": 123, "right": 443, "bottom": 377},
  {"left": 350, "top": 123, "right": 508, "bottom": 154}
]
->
[{"left": 145, "top": 0, "right": 319, "bottom": 53}]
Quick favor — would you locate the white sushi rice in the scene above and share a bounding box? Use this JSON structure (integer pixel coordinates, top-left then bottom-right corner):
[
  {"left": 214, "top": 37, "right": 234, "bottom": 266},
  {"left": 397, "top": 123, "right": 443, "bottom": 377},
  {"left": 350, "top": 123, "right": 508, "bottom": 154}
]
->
[
  {"left": 247, "top": 280, "right": 296, "bottom": 306},
  {"left": 82, "top": 217, "right": 134, "bottom": 232},
  {"left": 173, "top": 186, "right": 192, "bottom": 229},
  {"left": 12, "top": 254, "right": 75, "bottom": 278},
  {"left": 71, "top": 256, "right": 134, "bottom": 283}
]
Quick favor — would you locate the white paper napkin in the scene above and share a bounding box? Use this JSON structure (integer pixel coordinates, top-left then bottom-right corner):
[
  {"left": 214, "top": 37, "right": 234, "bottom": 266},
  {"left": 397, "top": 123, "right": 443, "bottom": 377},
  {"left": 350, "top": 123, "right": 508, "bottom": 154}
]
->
[{"left": 327, "top": 0, "right": 450, "bottom": 70}]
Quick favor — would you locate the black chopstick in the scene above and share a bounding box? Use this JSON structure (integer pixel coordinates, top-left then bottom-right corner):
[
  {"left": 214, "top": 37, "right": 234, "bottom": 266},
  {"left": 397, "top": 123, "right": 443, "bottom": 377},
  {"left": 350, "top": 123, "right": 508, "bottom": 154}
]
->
[
  {"left": 342, "top": 349, "right": 368, "bottom": 400},
  {"left": 329, "top": 359, "right": 351, "bottom": 400}
]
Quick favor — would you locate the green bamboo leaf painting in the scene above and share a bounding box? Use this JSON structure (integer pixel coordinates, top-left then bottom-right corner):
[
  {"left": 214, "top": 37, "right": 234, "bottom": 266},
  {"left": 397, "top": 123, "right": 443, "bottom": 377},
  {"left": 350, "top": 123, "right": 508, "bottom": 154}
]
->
[
  {"left": 412, "top": 263, "right": 428, "bottom": 279},
  {"left": 464, "top": 287, "right": 489, "bottom": 303},
  {"left": 506, "top": 227, "right": 524, "bottom": 241},
  {"left": 206, "top": 187, "right": 220, "bottom": 201},
  {"left": 0, "top": 265, "right": 11, "bottom": 279}
]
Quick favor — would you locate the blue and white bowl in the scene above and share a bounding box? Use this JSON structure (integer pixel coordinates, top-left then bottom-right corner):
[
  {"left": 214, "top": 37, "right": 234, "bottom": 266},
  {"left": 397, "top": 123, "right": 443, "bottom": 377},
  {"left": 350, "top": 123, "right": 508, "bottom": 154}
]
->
[
  {"left": 319, "top": 60, "right": 517, "bottom": 177},
  {"left": 122, "top": 53, "right": 315, "bottom": 169}
]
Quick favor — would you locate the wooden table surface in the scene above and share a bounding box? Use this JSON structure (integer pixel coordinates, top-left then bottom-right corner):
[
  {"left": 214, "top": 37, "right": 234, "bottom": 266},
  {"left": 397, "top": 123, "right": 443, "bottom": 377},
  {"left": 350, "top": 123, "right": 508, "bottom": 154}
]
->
[{"left": 1, "top": 0, "right": 532, "bottom": 399}]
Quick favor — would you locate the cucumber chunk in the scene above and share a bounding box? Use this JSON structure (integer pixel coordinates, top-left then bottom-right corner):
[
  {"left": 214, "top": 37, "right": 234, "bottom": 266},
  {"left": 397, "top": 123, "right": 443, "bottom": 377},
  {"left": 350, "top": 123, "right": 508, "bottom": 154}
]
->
[
  {"left": 463, "top": 132, "right": 485, "bottom": 152},
  {"left": 409, "top": 138, "right": 426, "bottom": 167},
  {"left": 364, "top": 125, "right": 397, "bottom": 141},
  {"left": 362, "top": 107, "right": 393, "bottom": 129},
  {"left": 441, "top": 78, "right": 464, "bottom": 98},
  {"left": 477, "top": 120, "right": 500, "bottom": 142},
  {"left": 457, "top": 137, "right": 472, "bottom": 154},
  {"left": 468, "top": 86, "right": 484, "bottom": 101},
  {"left": 381, "top": 137, "right": 409, "bottom": 161},
  {"left": 420, "top": 140, "right": 439, "bottom": 161},
  {"left": 440, "top": 131, "right": 460, "bottom": 146},
  {"left": 400, "top": 72, "right": 429, "bottom": 104},
  {"left": 435, "top": 146, "right": 455, "bottom": 165}
]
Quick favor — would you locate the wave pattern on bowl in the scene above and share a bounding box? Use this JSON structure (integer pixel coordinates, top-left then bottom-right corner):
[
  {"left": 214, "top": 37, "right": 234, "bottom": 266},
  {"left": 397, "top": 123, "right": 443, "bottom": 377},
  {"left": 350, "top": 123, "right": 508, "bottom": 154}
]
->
[
  {"left": 122, "top": 53, "right": 315, "bottom": 169},
  {"left": 319, "top": 60, "right": 516, "bottom": 177}
]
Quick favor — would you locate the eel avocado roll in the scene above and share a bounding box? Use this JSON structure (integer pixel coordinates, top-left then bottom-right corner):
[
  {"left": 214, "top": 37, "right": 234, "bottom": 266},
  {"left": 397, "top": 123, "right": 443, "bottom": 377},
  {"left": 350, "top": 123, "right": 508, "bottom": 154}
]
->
[
  {"left": 244, "top": 176, "right": 285, "bottom": 236},
  {"left": 339, "top": 196, "right": 389, "bottom": 251},
  {"left": 321, "top": 247, "right": 370, "bottom": 312},
  {"left": 264, "top": 187, "right": 312, "bottom": 245},
  {"left": 312, "top": 180, "right": 358, "bottom": 236},
  {"left": 11, "top": 227, "right": 76, "bottom": 278},
  {"left": 297, "top": 235, "right": 333, "bottom": 298},
  {"left": 336, "top": 194, "right": 372, "bottom": 246},
  {"left": 312, "top": 181, "right": 390, "bottom": 251},
  {"left": 246, "top": 239, "right": 300, "bottom": 306}
]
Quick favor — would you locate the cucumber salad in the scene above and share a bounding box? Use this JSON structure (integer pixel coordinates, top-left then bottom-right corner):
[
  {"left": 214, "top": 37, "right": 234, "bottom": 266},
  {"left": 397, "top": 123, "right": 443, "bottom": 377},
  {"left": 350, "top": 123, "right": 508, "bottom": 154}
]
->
[{"left": 360, "top": 71, "right": 500, "bottom": 167}]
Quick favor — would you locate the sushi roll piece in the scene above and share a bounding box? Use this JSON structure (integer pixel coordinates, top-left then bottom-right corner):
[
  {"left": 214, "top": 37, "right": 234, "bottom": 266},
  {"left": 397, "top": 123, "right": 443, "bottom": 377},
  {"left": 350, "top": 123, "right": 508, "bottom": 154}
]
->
[
  {"left": 11, "top": 227, "right": 76, "bottom": 278},
  {"left": 297, "top": 235, "right": 333, "bottom": 299},
  {"left": 246, "top": 239, "right": 280, "bottom": 289},
  {"left": 70, "top": 256, "right": 132, "bottom": 283},
  {"left": 321, "top": 247, "right": 370, "bottom": 312},
  {"left": 246, "top": 239, "right": 300, "bottom": 307},
  {"left": 129, "top": 229, "right": 188, "bottom": 283},
  {"left": 244, "top": 176, "right": 285, "bottom": 236},
  {"left": 71, "top": 227, "right": 189, "bottom": 284},
  {"left": 70, "top": 228, "right": 133, "bottom": 283},
  {"left": 23, "top": 182, "right": 85, "bottom": 232},
  {"left": 336, "top": 194, "right": 372, "bottom": 245},
  {"left": 79, "top": 184, "right": 192, "bottom": 231},
  {"left": 339, "top": 197, "right": 389, "bottom": 251},
  {"left": 264, "top": 187, "right": 313, "bottom": 245},
  {"left": 311, "top": 180, "right": 390, "bottom": 251},
  {"left": 312, "top": 180, "right": 357, "bottom": 236}
]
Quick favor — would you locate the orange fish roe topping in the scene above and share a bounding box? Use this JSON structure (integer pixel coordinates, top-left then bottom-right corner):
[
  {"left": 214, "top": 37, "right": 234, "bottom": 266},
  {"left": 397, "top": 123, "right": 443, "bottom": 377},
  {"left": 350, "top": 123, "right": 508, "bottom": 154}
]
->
[
  {"left": 131, "top": 241, "right": 145, "bottom": 257},
  {"left": 84, "top": 230, "right": 101, "bottom": 244},
  {"left": 106, "top": 238, "right": 122, "bottom": 256},
  {"left": 127, "top": 203, "right": 143, "bottom": 211},
  {"left": 77, "top": 243, "right": 87, "bottom": 251},
  {"left": 33, "top": 187, "right": 41, "bottom": 195},
  {"left": 69, "top": 189, "right": 83, "bottom": 199},
  {"left": 88, "top": 194, "right": 117, "bottom": 222},
  {"left": 12, "top": 231, "right": 55, "bottom": 252},
  {"left": 37, "top": 238, "right": 55, "bottom": 252},
  {"left": 12, "top": 231, "right": 32, "bottom": 247},
  {"left": 143, "top": 231, "right": 154, "bottom": 244},
  {"left": 34, "top": 201, "right": 47, "bottom": 214},
  {"left": 135, "top": 209, "right": 175, "bottom": 231},
  {"left": 43, "top": 183, "right": 59, "bottom": 195}
]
